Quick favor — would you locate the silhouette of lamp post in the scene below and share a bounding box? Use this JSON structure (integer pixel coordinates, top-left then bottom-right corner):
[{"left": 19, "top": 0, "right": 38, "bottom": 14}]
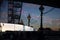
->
[
  {"left": 39, "top": 5, "right": 44, "bottom": 30},
  {"left": 27, "top": 14, "right": 31, "bottom": 26}
]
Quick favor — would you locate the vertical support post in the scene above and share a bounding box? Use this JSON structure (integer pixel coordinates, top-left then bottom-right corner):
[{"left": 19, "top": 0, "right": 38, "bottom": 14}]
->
[
  {"left": 28, "top": 19, "right": 30, "bottom": 26},
  {"left": 19, "top": 2, "right": 23, "bottom": 23}
]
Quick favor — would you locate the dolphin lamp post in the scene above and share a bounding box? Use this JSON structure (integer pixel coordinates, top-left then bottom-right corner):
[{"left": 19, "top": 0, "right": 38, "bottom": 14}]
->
[
  {"left": 27, "top": 14, "right": 31, "bottom": 26},
  {"left": 38, "top": 5, "right": 44, "bottom": 31}
]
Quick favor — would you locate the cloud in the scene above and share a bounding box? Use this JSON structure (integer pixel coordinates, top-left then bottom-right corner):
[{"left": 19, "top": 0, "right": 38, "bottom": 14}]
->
[
  {"left": 55, "top": 19, "right": 60, "bottom": 23},
  {"left": 22, "top": 10, "right": 28, "bottom": 16},
  {"left": 43, "top": 16, "right": 52, "bottom": 23},
  {"left": 32, "top": 15, "right": 40, "bottom": 19}
]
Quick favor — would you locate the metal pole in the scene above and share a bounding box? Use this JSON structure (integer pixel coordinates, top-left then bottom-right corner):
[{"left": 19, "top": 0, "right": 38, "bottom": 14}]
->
[
  {"left": 40, "top": 10, "right": 43, "bottom": 30},
  {"left": 19, "top": 2, "right": 23, "bottom": 23},
  {"left": 28, "top": 19, "right": 30, "bottom": 26}
]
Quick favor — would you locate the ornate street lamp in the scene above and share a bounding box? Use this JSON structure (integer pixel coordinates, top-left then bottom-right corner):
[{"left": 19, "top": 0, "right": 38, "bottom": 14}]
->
[
  {"left": 38, "top": 5, "right": 44, "bottom": 30},
  {"left": 27, "top": 14, "right": 31, "bottom": 26}
]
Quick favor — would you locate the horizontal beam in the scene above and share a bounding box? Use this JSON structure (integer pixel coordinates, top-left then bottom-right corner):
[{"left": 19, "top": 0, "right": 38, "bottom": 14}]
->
[{"left": 8, "top": 0, "right": 60, "bottom": 8}]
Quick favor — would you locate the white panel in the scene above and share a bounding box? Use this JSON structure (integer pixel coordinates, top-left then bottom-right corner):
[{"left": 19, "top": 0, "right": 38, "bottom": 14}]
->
[
  {"left": 14, "top": 24, "right": 23, "bottom": 31},
  {"left": 2, "top": 23, "right": 14, "bottom": 32},
  {"left": 25, "top": 26, "right": 33, "bottom": 31},
  {"left": 1, "top": 23, "right": 34, "bottom": 32}
]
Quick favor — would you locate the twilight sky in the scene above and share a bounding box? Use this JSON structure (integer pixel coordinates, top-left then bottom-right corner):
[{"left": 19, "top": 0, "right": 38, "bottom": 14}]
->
[{"left": 0, "top": 0, "right": 60, "bottom": 30}]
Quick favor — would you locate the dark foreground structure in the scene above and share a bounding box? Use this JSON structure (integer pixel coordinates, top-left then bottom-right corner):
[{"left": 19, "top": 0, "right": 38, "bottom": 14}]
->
[{"left": 0, "top": 29, "right": 60, "bottom": 40}]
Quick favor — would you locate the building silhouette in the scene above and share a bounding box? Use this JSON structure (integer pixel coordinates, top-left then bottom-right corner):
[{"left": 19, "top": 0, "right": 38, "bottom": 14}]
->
[{"left": 8, "top": 0, "right": 23, "bottom": 24}]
